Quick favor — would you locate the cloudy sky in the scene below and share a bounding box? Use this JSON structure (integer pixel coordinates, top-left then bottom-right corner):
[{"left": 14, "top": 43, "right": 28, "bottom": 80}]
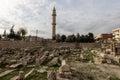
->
[{"left": 0, "top": 0, "right": 120, "bottom": 38}]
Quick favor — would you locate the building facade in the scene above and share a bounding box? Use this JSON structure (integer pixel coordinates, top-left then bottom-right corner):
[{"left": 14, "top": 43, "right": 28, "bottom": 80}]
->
[
  {"left": 95, "top": 33, "right": 113, "bottom": 40},
  {"left": 112, "top": 28, "right": 120, "bottom": 41}
]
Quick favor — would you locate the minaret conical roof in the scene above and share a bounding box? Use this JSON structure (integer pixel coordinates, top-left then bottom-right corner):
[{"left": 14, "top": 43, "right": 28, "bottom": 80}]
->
[{"left": 53, "top": 6, "right": 56, "bottom": 11}]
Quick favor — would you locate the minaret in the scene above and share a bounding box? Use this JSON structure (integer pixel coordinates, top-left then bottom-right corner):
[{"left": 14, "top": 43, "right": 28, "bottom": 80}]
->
[{"left": 52, "top": 6, "right": 56, "bottom": 40}]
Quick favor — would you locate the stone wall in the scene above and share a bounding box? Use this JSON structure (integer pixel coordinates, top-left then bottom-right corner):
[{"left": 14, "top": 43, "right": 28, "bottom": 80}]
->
[
  {"left": 0, "top": 41, "right": 99, "bottom": 49},
  {"left": 0, "top": 41, "right": 41, "bottom": 48},
  {"left": 47, "top": 42, "right": 99, "bottom": 49}
]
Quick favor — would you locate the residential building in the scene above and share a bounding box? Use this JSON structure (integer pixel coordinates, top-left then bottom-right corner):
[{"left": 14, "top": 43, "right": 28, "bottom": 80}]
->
[
  {"left": 95, "top": 33, "right": 113, "bottom": 40},
  {"left": 112, "top": 28, "right": 120, "bottom": 41}
]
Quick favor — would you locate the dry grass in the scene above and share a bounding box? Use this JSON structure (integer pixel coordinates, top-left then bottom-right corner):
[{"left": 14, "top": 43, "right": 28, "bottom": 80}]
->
[{"left": 70, "top": 62, "right": 120, "bottom": 80}]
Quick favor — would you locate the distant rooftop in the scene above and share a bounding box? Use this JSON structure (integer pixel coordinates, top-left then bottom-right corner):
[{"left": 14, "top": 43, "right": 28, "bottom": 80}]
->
[{"left": 112, "top": 28, "right": 120, "bottom": 32}]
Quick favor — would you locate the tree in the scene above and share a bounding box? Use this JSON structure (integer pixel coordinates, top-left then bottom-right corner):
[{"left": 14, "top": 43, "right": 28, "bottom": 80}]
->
[
  {"left": 61, "top": 34, "right": 66, "bottom": 42},
  {"left": 17, "top": 31, "right": 20, "bottom": 35},
  {"left": 84, "top": 35, "right": 89, "bottom": 42},
  {"left": 10, "top": 25, "right": 15, "bottom": 35},
  {"left": 56, "top": 33, "right": 95, "bottom": 43},
  {"left": 7, "top": 25, "right": 16, "bottom": 39},
  {"left": 71, "top": 34, "right": 76, "bottom": 42},
  {"left": 66, "top": 34, "right": 76, "bottom": 42},
  {"left": 80, "top": 35, "right": 85, "bottom": 42},
  {"left": 66, "top": 35, "right": 71, "bottom": 42},
  {"left": 88, "top": 33, "right": 94, "bottom": 42},
  {"left": 76, "top": 33, "right": 80, "bottom": 42},
  {"left": 88, "top": 33, "right": 94, "bottom": 38},
  {"left": 18, "top": 28, "right": 27, "bottom": 37},
  {"left": 15, "top": 31, "right": 22, "bottom": 40},
  {"left": 18, "top": 28, "right": 27, "bottom": 40},
  {"left": 7, "top": 25, "right": 23, "bottom": 40},
  {"left": 3, "top": 30, "right": 6, "bottom": 37},
  {"left": 56, "top": 34, "right": 61, "bottom": 42}
]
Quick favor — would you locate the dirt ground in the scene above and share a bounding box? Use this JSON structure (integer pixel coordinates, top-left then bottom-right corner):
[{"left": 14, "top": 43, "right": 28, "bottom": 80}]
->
[{"left": 70, "top": 62, "right": 120, "bottom": 80}]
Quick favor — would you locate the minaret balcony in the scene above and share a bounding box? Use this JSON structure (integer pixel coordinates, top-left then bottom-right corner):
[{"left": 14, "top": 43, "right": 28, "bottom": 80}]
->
[
  {"left": 52, "top": 14, "right": 56, "bottom": 16},
  {"left": 52, "top": 23, "right": 56, "bottom": 25}
]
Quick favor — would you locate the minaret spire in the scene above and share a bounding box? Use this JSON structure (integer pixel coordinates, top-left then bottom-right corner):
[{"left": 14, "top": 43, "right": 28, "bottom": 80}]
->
[
  {"left": 52, "top": 6, "right": 56, "bottom": 40},
  {"left": 53, "top": 6, "right": 56, "bottom": 11}
]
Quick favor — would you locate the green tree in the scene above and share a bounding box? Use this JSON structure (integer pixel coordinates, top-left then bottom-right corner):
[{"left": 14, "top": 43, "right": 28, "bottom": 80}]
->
[
  {"left": 15, "top": 31, "right": 22, "bottom": 40},
  {"left": 7, "top": 25, "right": 16, "bottom": 39},
  {"left": 56, "top": 34, "right": 61, "bottom": 42},
  {"left": 88, "top": 33, "right": 94, "bottom": 38},
  {"left": 66, "top": 35, "right": 71, "bottom": 42},
  {"left": 71, "top": 34, "right": 76, "bottom": 42},
  {"left": 80, "top": 35, "right": 85, "bottom": 42},
  {"left": 66, "top": 34, "right": 76, "bottom": 42},
  {"left": 57, "top": 33, "right": 95, "bottom": 43},
  {"left": 88, "top": 33, "right": 94, "bottom": 42},
  {"left": 19, "top": 28, "right": 27, "bottom": 37},
  {"left": 84, "top": 35, "right": 89, "bottom": 42},
  {"left": 76, "top": 33, "right": 80, "bottom": 42},
  {"left": 61, "top": 34, "right": 66, "bottom": 42},
  {"left": 18, "top": 28, "right": 27, "bottom": 40},
  {"left": 3, "top": 30, "right": 6, "bottom": 37}
]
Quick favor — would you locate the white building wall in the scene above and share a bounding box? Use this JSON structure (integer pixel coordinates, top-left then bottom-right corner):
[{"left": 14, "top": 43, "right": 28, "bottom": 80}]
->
[{"left": 112, "top": 28, "right": 120, "bottom": 41}]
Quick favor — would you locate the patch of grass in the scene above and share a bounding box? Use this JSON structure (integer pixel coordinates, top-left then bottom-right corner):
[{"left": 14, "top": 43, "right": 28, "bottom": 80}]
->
[
  {"left": 72, "top": 70, "right": 94, "bottom": 80},
  {"left": 28, "top": 61, "right": 35, "bottom": 65},
  {"left": 0, "top": 67, "right": 32, "bottom": 80},
  {"left": 87, "top": 76, "right": 94, "bottom": 80},
  {"left": 0, "top": 70, "right": 18, "bottom": 80},
  {"left": 48, "top": 66, "right": 59, "bottom": 71},
  {"left": 75, "top": 52, "right": 81, "bottom": 54},
  {"left": 109, "top": 76, "right": 120, "bottom": 80},
  {"left": 0, "top": 68, "right": 8, "bottom": 73},
  {"left": 26, "top": 70, "right": 47, "bottom": 80},
  {"left": 82, "top": 52, "right": 96, "bottom": 63}
]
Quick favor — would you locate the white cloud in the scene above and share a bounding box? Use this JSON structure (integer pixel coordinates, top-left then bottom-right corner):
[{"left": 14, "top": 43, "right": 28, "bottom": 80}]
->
[{"left": 0, "top": 0, "right": 120, "bottom": 38}]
